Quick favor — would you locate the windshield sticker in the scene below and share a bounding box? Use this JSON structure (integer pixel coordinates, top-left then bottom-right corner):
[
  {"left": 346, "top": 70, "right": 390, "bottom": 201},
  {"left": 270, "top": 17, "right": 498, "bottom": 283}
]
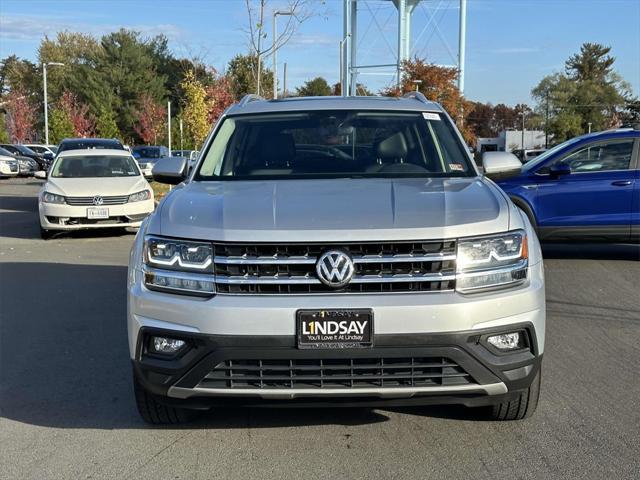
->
[
  {"left": 449, "top": 163, "right": 464, "bottom": 171},
  {"left": 422, "top": 112, "right": 441, "bottom": 121}
]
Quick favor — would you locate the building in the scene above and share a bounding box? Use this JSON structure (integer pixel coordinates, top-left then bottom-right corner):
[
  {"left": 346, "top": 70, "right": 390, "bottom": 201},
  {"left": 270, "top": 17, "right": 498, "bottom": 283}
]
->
[{"left": 477, "top": 130, "right": 546, "bottom": 154}]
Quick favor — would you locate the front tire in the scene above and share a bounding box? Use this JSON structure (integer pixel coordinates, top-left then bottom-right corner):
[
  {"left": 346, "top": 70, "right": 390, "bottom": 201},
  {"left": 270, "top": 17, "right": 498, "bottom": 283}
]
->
[
  {"left": 40, "top": 227, "right": 52, "bottom": 240},
  {"left": 133, "top": 375, "right": 197, "bottom": 425},
  {"left": 490, "top": 368, "right": 541, "bottom": 421}
]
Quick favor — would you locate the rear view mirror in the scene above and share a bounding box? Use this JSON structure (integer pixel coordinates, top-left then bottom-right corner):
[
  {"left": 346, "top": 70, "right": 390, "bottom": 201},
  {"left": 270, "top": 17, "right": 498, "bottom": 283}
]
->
[
  {"left": 482, "top": 152, "right": 522, "bottom": 179},
  {"left": 152, "top": 157, "right": 187, "bottom": 185},
  {"left": 34, "top": 171, "right": 47, "bottom": 179},
  {"left": 549, "top": 163, "right": 571, "bottom": 178}
]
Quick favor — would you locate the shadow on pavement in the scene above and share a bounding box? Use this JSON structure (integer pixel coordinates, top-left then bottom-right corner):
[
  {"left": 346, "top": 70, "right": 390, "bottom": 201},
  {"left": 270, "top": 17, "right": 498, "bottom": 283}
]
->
[
  {"left": 2, "top": 262, "right": 478, "bottom": 430},
  {"left": 541, "top": 242, "right": 640, "bottom": 261}
]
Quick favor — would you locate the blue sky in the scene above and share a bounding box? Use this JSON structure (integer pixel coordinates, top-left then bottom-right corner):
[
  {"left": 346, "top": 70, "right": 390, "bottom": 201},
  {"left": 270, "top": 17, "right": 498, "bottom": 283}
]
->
[{"left": 1, "top": 0, "right": 638, "bottom": 106}]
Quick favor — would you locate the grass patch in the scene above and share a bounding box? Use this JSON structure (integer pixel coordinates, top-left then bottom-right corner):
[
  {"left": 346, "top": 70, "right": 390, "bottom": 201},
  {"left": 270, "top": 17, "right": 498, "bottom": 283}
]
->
[{"left": 150, "top": 181, "right": 172, "bottom": 201}]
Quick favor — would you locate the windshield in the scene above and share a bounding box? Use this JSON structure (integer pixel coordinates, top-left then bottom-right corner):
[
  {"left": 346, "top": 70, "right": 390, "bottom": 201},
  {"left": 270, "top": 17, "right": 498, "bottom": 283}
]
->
[
  {"left": 0, "top": 147, "right": 14, "bottom": 156},
  {"left": 133, "top": 147, "right": 161, "bottom": 158},
  {"left": 196, "top": 110, "right": 474, "bottom": 180},
  {"left": 50, "top": 155, "right": 140, "bottom": 178},
  {"left": 522, "top": 136, "right": 584, "bottom": 172}
]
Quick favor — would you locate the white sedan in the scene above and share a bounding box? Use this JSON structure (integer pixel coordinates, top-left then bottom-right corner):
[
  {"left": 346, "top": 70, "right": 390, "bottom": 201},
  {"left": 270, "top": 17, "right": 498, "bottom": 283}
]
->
[
  {"left": 0, "top": 151, "right": 20, "bottom": 178},
  {"left": 37, "top": 149, "right": 155, "bottom": 239}
]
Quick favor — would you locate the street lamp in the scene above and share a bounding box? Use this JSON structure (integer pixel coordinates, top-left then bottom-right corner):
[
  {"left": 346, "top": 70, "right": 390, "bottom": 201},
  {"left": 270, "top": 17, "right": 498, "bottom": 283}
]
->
[
  {"left": 272, "top": 10, "right": 293, "bottom": 99},
  {"left": 43, "top": 62, "right": 65, "bottom": 145},
  {"left": 412, "top": 80, "right": 423, "bottom": 92}
]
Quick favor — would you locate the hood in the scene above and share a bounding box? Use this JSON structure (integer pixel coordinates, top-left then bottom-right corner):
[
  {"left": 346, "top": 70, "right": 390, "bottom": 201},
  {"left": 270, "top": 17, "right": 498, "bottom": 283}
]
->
[
  {"left": 45, "top": 176, "right": 149, "bottom": 196},
  {"left": 151, "top": 177, "right": 511, "bottom": 242}
]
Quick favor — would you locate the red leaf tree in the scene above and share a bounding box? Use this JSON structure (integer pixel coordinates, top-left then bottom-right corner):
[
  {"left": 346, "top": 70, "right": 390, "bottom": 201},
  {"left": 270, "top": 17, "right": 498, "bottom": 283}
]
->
[
  {"left": 205, "top": 69, "right": 235, "bottom": 125},
  {"left": 60, "top": 91, "right": 95, "bottom": 137},
  {"left": 134, "top": 94, "right": 166, "bottom": 144},
  {"left": 5, "top": 89, "right": 37, "bottom": 143}
]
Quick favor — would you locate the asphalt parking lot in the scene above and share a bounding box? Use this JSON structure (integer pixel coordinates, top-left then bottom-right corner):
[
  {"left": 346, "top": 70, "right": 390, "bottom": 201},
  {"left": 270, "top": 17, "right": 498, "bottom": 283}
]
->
[{"left": 1, "top": 176, "right": 639, "bottom": 480}]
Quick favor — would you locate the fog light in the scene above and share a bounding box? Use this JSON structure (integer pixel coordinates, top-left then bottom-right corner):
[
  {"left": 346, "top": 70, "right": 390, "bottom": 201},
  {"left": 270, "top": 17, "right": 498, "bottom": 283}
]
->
[
  {"left": 151, "top": 336, "right": 186, "bottom": 354},
  {"left": 487, "top": 332, "right": 523, "bottom": 351}
]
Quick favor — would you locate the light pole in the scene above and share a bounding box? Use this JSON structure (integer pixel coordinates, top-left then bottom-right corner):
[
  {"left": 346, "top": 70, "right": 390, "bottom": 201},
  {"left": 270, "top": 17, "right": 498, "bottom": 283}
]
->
[
  {"left": 43, "top": 62, "right": 64, "bottom": 145},
  {"left": 272, "top": 10, "right": 293, "bottom": 99}
]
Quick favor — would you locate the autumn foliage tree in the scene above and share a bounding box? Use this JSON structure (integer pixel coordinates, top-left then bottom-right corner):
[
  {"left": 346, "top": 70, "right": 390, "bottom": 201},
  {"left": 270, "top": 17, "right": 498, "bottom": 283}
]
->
[
  {"left": 4, "top": 89, "right": 37, "bottom": 142},
  {"left": 383, "top": 58, "right": 475, "bottom": 144},
  {"left": 134, "top": 93, "right": 166, "bottom": 144},
  {"left": 205, "top": 70, "right": 235, "bottom": 125},
  {"left": 59, "top": 91, "right": 95, "bottom": 137},
  {"left": 180, "top": 71, "right": 209, "bottom": 148}
]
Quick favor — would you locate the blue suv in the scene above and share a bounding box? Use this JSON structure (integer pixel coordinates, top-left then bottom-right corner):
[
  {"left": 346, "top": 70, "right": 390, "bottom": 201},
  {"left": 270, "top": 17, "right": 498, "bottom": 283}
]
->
[{"left": 495, "top": 128, "right": 640, "bottom": 243}]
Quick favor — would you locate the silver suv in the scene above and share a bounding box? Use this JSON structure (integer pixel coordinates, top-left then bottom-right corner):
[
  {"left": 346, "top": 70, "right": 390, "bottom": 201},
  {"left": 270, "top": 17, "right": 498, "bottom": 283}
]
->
[{"left": 128, "top": 94, "right": 545, "bottom": 424}]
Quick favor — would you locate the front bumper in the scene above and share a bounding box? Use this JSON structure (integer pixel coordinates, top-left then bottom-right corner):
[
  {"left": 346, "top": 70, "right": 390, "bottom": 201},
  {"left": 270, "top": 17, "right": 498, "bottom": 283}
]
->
[
  {"left": 39, "top": 199, "right": 154, "bottom": 231},
  {"left": 132, "top": 325, "right": 542, "bottom": 408}
]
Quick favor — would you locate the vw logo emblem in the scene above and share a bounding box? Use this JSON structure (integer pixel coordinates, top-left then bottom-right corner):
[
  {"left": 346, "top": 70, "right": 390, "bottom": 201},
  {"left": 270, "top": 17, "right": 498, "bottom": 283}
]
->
[
  {"left": 316, "top": 250, "right": 355, "bottom": 288},
  {"left": 92, "top": 195, "right": 104, "bottom": 206}
]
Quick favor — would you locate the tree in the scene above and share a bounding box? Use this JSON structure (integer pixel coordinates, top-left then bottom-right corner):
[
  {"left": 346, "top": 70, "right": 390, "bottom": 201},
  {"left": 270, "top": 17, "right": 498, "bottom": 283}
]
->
[
  {"left": 331, "top": 82, "right": 372, "bottom": 96},
  {"left": 532, "top": 43, "right": 631, "bottom": 142},
  {"left": 4, "top": 89, "right": 37, "bottom": 142},
  {"left": 134, "top": 93, "right": 166, "bottom": 144},
  {"left": 227, "top": 54, "right": 273, "bottom": 99},
  {"left": 0, "top": 113, "right": 10, "bottom": 143},
  {"left": 180, "top": 71, "right": 209, "bottom": 148},
  {"left": 296, "top": 77, "right": 332, "bottom": 96},
  {"left": 95, "top": 106, "right": 120, "bottom": 138},
  {"left": 49, "top": 108, "right": 74, "bottom": 144},
  {"left": 382, "top": 58, "right": 475, "bottom": 143},
  {"left": 243, "top": 0, "right": 315, "bottom": 96},
  {"left": 205, "top": 70, "right": 235, "bottom": 125},
  {"left": 59, "top": 90, "right": 95, "bottom": 137}
]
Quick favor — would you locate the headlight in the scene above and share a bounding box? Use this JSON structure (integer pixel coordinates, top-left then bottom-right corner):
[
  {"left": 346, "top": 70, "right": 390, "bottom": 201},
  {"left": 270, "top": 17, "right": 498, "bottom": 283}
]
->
[
  {"left": 128, "top": 190, "right": 152, "bottom": 202},
  {"left": 42, "top": 191, "right": 66, "bottom": 204},
  {"left": 456, "top": 230, "right": 528, "bottom": 293},
  {"left": 143, "top": 236, "right": 215, "bottom": 296}
]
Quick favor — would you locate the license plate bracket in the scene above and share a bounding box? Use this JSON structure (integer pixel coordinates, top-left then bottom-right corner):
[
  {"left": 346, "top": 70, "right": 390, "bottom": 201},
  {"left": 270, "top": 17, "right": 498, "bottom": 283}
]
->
[{"left": 296, "top": 309, "right": 373, "bottom": 349}]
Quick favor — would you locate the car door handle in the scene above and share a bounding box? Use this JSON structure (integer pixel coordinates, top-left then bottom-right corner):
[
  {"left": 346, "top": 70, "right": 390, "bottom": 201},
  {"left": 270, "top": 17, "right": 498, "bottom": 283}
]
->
[{"left": 611, "top": 180, "right": 633, "bottom": 186}]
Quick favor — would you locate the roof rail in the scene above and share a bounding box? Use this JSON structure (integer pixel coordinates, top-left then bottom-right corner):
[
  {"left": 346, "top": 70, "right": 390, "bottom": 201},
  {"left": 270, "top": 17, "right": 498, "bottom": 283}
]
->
[
  {"left": 238, "top": 94, "right": 264, "bottom": 107},
  {"left": 402, "top": 91, "right": 430, "bottom": 105}
]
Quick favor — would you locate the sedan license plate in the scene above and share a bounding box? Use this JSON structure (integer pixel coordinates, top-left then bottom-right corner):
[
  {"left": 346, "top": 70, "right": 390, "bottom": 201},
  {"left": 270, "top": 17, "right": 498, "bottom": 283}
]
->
[
  {"left": 87, "top": 207, "right": 109, "bottom": 219},
  {"left": 297, "top": 309, "right": 373, "bottom": 349}
]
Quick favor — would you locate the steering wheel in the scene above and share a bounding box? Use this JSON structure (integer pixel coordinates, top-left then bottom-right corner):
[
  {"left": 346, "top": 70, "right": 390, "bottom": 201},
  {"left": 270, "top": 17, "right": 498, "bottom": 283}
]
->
[{"left": 328, "top": 146, "right": 352, "bottom": 161}]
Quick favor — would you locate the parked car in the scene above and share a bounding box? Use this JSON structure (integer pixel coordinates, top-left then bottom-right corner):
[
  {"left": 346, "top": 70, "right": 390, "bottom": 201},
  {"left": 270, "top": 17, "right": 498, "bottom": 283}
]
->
[
  {"left": 24, "top": 144, "right": 57, "bottom": 162},
  {"left": 493, "top": 127, "right": 640, "bottom": 242},
  {"left": 0, "top": 147, "right": 36, "bottom": 176},
  {"left": 132, "top": 145, "right": 171, "bottom": 178},
  {"left": 0, "top": 149, "right": 20, "bottom": 178},
  {"left": 56, "top": 138, "right": 125, "bottom": 156},
  {"left": 37, "top": 149, "right": 155, "bottom": 239},
  {"left": 0, "top": 144, "right": 49, "bottom": 170},
  {"left": 128, "top": 93, "right": 545, "bottom": 424},
  {"left": 511, "top": 148, "right": 546, "bottom": 164}
]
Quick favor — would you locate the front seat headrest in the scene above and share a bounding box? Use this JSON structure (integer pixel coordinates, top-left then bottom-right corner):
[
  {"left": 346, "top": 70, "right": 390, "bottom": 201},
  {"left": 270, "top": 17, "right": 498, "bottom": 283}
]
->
[{"left": 376, "top": 132, "right": 408, "bottom": 161}]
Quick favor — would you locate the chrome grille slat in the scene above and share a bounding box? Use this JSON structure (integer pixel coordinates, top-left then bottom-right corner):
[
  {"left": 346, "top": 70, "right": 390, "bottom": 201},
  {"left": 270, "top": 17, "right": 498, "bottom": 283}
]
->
[
  {"left": 66, "top": 195, "right": 129, "bottom": 206},
  {"left": 213, "top": 240, "right": 457, "bottom": 294}
]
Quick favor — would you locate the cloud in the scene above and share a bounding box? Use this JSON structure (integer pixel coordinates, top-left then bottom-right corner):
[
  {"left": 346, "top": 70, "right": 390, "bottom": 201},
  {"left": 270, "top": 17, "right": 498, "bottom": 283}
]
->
[
  {"left": 487, "top": 47, "right": 541, "bottom": 54},
  {"left": 0, "top": 13, "right": 184, "bottom": 41}
]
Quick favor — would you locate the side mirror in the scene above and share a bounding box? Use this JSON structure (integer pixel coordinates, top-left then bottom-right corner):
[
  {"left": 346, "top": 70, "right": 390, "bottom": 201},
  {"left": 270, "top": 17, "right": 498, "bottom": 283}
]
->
[
  {"left": 482, "top": 152, "right": 522, "bottom": 179},
  {"left": 34, "top": 171, "right": 47, "bottom": 179},
  {"left": 549, "top": 163, "right": 571, "bottom": 178},
  {"left": 152, "top": 156, "right": 187, "bottom": 185},
  {"left": 43, "top": 152, "right": 54, "bottom": 160}
]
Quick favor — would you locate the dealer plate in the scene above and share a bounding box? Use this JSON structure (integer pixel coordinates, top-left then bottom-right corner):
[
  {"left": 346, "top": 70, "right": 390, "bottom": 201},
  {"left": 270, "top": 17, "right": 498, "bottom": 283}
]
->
[
  {"left": 87, "top": 207, "right": 109, "bottom": 219},
  {"left": 297, "top": 309, "right": 373, "bottom": 349}
]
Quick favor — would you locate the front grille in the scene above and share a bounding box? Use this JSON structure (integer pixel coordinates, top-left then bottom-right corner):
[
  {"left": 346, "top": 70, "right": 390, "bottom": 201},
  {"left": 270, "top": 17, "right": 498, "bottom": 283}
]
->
[
  {"left": 214, "top": 240, "right": 456, "bottom": 294},
  {"left": 46, "top": 215, "right": 129, "bottom": 225},
  {"left": 9, "top": 161, "right": 19, "bottom": 172},
  {"left": 66, "top": 195, "right": 129, "bottom": 206},
  {"left": 200, "top": 357, "right": 472, "bottom": 389}
]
